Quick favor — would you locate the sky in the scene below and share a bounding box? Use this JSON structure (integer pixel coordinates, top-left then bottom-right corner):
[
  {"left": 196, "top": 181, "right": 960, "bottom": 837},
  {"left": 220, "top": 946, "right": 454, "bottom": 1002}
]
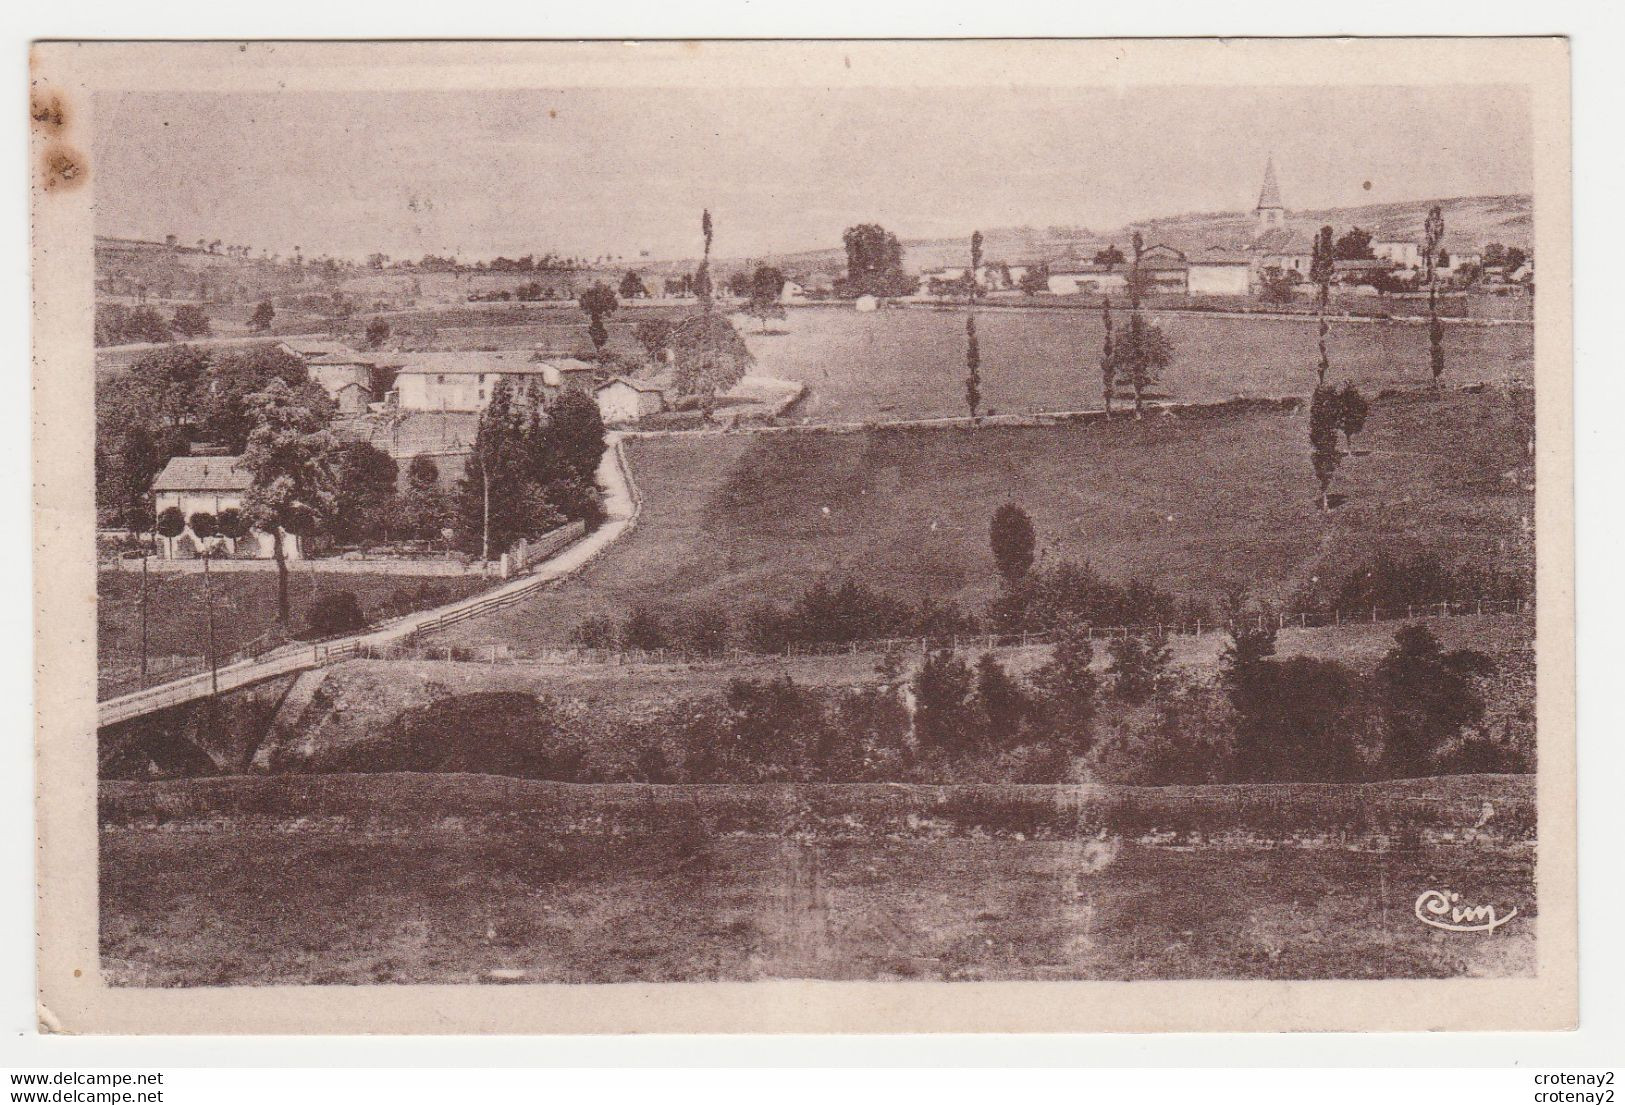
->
[{"left": 92, "top": 85, "right": 1533, "bottom": 263}]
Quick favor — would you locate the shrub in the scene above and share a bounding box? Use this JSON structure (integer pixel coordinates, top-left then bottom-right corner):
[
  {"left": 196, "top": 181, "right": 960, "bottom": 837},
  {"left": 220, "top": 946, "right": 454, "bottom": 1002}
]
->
[
  {"left": 570, "top": 614, "right": 618, "bottom": 649},
  {"left": 620, "top": 606, "right": 667, "bottom": 652},
  {"left": 673, "top": 604, "right": 730, "bottom": 654},
  {"left": 912, "top": 650, "right": 979, "bottom": 752},
  {"left": 303, "top": 591, "right": 366, "bottom": 638}
]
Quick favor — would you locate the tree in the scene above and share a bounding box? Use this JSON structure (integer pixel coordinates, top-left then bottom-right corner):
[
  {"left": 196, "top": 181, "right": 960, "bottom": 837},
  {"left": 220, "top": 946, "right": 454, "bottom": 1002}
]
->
[
  {"left": 1374, "top": 625, "right": 1495, "bottom": 777},
  {"left": 544, "top": 386, "right": 607, "bottom": 482},
  {"left": 1423, "top": 204, "right": 1446, "bottom": 389},
  {"left": 969, "top": 230, "right": 984, "bottom": 303},
  {"left": 399, "top": 455, "right": 451, "bottom": 541},
  {"left": 746, "top": 264, "right": 788, "bottom": 332},
  {"left": 1338, "top": 382, "right": 1370, "bottom": 450},
  {"left": 1018, "top": 263, "right": 1050, "bottom": 296},
  {"left": 837, "top": 223, "right": 915, "bottom": 298},
  {"left": 634, "top": 318, "right": 675, "bottom": 364},
  {"left": 964, "top": 316, "right": 981, "bottom": 420},
  {"left": 364, "top": 316, "right": 391, "bottom": 350},
  {"left": 1333, "top": 227, "right": 1376, "bottom": 261},
  {"left": 155, "top": 506, "right": 186, "bottom": 540},
  {"left": 1309, "top": 225, "right": 1336, "bottom": 386},
  {"left": 1030, "top": 621, "right": 1098, "bottom": 751},
  {"left": 912, "top": 650, "right": 978, "bottom": 752},
  {"left": 1105, "top": 313, "right": 1173, "bottom": 419},
  {"left": 240, "top": 377, "right": 339, "bottom": 622},
  {"left": 671, "top": 311, "right": 753, "bottom": 420},
  {"left": 618, "top": 271, "right": 648, "bottom": 300},
  {"left": 171, "top": 304, "right": 211, "bottom": 338},
  {"left": 975, "top": 652, "right": 1027, "bottom": 746},
  {"left": 249, "top": 300, "right": 275, "bottom": 333},
  {"left": 216, "top": 507, "right": 247, "bottom": 541},
  {"left": 456, "top": 376, "right": 540, "bottom": 559},
  {"left": 201, "top": 343, "right": 314, "bottom": 452},
  {"left": 578, "top": 283, "right": 619, "bottom": 358},
  {"left": 1229, "top": 656, "right": 1363, "bottom": 782},
  {"left": 1106, "top": 632, "right": 1170, "bottom": 705},
  {"left": 1093, "top": 244, "right": 1126, "bottom": 268},
  {"left": 692, "top": 209, "right": 716, "bottom": 305},
  {"left": 187, "top": 511, "right": 219, "bottom": 540},
  {"left": 1309, "top": 384, "right": 1343, "bottom": 511},
  {"left": 989, "top": 503, "right": 1036, "bottom": 584},
  {"left": 330, "top": 441, "right": 399, "bottom": 545},
  {"left": 1259, "top": 265, "right": 1297, "bottom": 305}
]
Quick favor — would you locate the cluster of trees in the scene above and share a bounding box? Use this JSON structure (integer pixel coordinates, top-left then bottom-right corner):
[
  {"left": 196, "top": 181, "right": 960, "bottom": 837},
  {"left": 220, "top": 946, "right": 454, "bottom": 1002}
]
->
[
  {"left": 96, "top": 343, "right": 330, "bottom": 532},
  {"left": 385, "top": 617, "right": 1521, "bottom": 787},
  {"left": 94, "top": 303, "right": 211, "bottom": 346},
  {"left": 1097, "top": 233, "right": 1176, "bottom": 419},
  {"left": 1308, "top": 381, "right": 1371, "bottom": 510},
  {"left": 457, "top": 377, "right": 608, "bottom": 559},
  {"left": 836, "top": 224, "right": 917, "bottom": 298}
]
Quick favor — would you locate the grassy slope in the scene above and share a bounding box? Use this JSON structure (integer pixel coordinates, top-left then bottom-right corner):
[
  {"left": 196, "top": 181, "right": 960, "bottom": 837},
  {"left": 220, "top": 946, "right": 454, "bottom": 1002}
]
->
[
  {"left": 101, "top": 820, "right": 1533, "bottom": 986},
  {"left": 97, "top": 571, "right": 489, "bottom": 670},
  {"left": 428, "top": 388, "right": 1534, "bottom": 650}
]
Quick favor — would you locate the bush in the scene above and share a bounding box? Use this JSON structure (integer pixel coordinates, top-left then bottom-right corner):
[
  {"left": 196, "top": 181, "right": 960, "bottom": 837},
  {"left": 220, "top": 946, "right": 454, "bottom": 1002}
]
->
[
  {"left": 302, "top": 591, "right": 366, "bottom": 638},
  {"left": 570, "top": 614, "right": 618, "bottom": 649}
]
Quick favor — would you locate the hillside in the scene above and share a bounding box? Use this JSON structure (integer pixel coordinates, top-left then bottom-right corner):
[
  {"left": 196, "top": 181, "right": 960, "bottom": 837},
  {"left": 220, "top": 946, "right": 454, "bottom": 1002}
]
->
[{"left": 751, "top": 194, "right": 1532, "bottom": 278}]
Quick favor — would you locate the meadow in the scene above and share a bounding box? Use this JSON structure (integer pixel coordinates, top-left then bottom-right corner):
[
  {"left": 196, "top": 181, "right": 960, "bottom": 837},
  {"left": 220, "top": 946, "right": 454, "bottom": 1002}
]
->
[
  {"left": 743, "top": 305, "right": 1533, "bottom": 423},
  {"left": 428, "top": 387, "right": 1534, "bottom": 650},
  {"left": 99, "top": 774, "right": 1535, "bottom": 985},
  {"left": 97, "top": 570, "right": 490, "bottom": 697}
]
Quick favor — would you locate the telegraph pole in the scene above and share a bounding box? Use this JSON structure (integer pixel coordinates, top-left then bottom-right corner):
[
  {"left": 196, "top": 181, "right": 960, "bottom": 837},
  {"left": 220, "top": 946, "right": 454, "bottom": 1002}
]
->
[
  {"left": 203, "top": 546, "right": 219, "bottom": 698},
  {"left": 139, "top": 554, "right": 150, "bottom": 681}
]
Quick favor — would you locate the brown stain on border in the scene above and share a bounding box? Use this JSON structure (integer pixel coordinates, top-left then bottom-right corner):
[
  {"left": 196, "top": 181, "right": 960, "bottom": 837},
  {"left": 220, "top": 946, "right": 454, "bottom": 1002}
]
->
[{"left": 42, "top": 143, "right": 87, "bottom": 192}]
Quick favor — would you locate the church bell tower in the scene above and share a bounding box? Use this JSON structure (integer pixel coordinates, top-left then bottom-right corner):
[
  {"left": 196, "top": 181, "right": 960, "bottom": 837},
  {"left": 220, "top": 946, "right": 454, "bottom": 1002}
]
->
[{"left": 1255, "top": 155, "right": 1285, "bottom": 234}]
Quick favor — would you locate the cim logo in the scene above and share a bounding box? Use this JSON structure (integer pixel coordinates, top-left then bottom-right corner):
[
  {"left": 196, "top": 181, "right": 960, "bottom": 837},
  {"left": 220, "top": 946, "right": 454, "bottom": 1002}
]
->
[{"left": 1413, "top": 888, "right": 1518, "bottom": 934}]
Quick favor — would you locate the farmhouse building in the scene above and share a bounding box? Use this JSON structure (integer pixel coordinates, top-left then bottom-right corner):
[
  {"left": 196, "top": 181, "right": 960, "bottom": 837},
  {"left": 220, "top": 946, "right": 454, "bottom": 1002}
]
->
[
  {"left": 392, "top": 351, "right": 600, "bottom": 412},
  {"left": 1046, "top": 264, "right": 1128, "bottom": 295},
  {"left": 149, "top": 456, "right": 300, "bottom": 561},
  {"left": 595, "top": 376, "right": 669, "bottom": 425},
  {"left": 1374, "top": 240, "right": 1422, "bottom": 269},
  {"left": 275, "top": 339, "right": 402, "bottom": 414},
  {"left": 1186, "top": 250, "right": 1254, "bottom": 296}
]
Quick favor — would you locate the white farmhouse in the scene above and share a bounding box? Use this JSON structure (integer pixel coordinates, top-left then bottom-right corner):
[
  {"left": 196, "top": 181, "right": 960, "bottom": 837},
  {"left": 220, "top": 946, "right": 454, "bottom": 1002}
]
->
[
  {"left": 595, "top": 376, "right": 669, "bottom": 425},
  {"left": 392, "top": 351, "right": 600, "bottom": 412},
  {"left": 1374, "top": 240, "right": 1422, "bottom": 269},
  {"left": 150, "top": 456, "right": 300, "bottom": 560},
  {"left": 1186, "top": 250, "right": 1254, "bottom": 296}
]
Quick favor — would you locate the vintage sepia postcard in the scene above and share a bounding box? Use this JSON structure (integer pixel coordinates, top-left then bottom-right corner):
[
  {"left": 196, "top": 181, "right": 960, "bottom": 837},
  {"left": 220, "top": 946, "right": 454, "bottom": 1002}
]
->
[{"left": 32, "top": 38, "right": 1575, "bottom": 1034}]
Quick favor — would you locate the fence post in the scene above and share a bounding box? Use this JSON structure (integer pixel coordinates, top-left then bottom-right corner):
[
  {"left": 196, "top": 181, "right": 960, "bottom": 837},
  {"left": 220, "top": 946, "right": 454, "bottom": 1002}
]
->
[{"left": 1372, "top": 606, "right": 1378, "bottom": 623}]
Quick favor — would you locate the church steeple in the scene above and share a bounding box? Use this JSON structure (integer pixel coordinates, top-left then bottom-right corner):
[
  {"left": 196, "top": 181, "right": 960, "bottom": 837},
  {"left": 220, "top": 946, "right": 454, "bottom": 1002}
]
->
[{"left": 1255, "top": 155, "right": 1285, "bottom": 232}]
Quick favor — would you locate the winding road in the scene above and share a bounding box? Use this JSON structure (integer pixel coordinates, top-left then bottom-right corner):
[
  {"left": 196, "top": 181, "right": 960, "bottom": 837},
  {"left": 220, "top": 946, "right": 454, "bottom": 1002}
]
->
[{"left": 96, "top": 432, "right": 641, "bottom": 729}]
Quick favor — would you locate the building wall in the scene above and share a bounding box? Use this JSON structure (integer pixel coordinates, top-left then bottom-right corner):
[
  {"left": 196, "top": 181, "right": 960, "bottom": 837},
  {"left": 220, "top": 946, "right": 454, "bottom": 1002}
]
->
[
  {"left": 1376, "top": 241, "right": 1421, "bottom": 268},
  {"left": 596, "top": 384, "right": 662, "bottom": 424},
  {"left": 152, "top": 489, "right": 300, "bottom": 561},
  {"left": 1187, "top": 264, "right": 1252, "bottom": 297},
  {"left": 397, "top": 372, "right": 484, "bottom": 412}
]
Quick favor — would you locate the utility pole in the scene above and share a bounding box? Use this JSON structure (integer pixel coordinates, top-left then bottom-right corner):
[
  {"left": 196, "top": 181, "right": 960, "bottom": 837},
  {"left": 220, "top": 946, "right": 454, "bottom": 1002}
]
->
[
  {"left": 481, "top": 463, "right": 491, "bottom": 563},
  {"left": 139, "top": 554, "right": 150, "bottom": 681},
  {"left": 202, "top": 546, "right": 219, "bottom": 698}
]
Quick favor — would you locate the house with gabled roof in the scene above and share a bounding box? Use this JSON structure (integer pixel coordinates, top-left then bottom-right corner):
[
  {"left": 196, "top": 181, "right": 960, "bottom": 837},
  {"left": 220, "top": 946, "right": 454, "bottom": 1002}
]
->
[{"left": 149, "top": 455, "right": 300, "bottom": 560}]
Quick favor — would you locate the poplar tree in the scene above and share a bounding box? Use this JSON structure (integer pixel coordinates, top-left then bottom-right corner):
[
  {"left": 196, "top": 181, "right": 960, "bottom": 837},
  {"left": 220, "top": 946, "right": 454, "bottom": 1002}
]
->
[
  {"left": 1424, "top": 205, "right": 1447, "bottom": 389},
  {"left": 964, "top": 315, "right": 982, "bottom": 420}
]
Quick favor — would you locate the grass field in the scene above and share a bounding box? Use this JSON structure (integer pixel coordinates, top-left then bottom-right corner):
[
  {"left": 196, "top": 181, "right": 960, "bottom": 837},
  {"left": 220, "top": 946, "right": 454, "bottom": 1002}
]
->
[
  {"left": 99, "top": 774, "right": 1534, "bottom": 985},
  {"left": 97, "top": 570, "right": 490, "bottom": 694},
  {"left": 743, "top": 305, "right": 1532, "bottom": 423},
  {"left": 428, "top": 387, "right": 1534, "bottom": 650}
]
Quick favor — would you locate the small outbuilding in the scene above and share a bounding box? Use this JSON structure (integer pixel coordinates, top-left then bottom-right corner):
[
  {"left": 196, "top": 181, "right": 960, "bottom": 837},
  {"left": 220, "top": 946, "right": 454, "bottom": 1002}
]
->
[{"left": 594, "top": 376, "right": 668, "bottom": 425}]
